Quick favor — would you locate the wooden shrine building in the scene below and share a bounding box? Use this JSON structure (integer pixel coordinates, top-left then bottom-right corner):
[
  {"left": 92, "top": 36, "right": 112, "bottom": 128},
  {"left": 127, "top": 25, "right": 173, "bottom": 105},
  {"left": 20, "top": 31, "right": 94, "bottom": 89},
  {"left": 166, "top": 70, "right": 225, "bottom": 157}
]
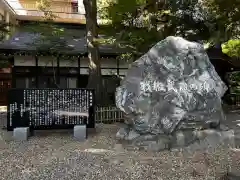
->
[{"left": 0, "top": 22, "right": 129, "bottom": 105}]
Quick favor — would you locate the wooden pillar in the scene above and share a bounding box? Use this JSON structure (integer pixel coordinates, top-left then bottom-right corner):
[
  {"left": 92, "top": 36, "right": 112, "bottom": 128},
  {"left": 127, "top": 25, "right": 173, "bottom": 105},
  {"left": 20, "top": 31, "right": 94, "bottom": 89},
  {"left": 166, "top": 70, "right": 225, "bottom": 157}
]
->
[
  {"left": 35, "top": 55, "right": 39, "bottom": 88},
  {"left": 56, "top": 56, "right": 60, "bottom": 86},
  {"left": 11, "top": 55, "right": 16, "bottom": 88},
  {"left": 117, "top": 57, "right": 120, "bottom": 76},
  {"left": 77, "top": 56, "right": 80, "bottom": 88}
]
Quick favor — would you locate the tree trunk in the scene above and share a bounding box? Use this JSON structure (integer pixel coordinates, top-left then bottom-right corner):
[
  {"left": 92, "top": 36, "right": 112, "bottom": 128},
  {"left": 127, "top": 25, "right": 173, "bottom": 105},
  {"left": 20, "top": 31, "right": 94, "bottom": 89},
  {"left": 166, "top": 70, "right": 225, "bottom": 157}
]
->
[{"left": 83, "top": 0, "right": 108, "bottom": 106}]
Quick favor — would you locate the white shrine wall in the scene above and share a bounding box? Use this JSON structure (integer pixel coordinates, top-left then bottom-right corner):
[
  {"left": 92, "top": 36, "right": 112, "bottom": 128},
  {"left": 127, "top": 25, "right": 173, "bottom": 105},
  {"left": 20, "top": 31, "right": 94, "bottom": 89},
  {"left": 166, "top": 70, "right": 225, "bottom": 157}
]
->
[{"left": 14, "top": 55, "right": 128, "bottom": 76}]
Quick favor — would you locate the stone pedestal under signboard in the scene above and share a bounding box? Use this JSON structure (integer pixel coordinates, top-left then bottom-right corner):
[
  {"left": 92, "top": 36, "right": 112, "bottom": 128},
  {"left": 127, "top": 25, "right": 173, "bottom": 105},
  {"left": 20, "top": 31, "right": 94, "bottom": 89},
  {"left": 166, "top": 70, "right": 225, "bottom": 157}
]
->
[{"left": 115, "top": 36, "right": 230, "bottom": 150}]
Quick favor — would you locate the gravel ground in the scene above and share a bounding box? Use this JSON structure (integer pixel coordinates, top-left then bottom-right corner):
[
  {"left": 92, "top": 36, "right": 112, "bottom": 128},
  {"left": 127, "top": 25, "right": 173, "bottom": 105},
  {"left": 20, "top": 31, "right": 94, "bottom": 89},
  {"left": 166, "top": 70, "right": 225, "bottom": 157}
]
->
[
  {"left": 0, "top": 105, "right": 240, "bottom": 180},
  {"left": 0, "top": 123, "right": 239, "bottom": 180}
]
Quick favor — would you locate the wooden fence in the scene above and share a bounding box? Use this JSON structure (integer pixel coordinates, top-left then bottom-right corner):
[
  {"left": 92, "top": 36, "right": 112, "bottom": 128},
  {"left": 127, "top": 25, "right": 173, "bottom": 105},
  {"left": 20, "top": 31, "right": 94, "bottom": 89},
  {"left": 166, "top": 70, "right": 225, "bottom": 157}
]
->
[{"left": 95, "top": 106, "right": 125, "bottom": 124}]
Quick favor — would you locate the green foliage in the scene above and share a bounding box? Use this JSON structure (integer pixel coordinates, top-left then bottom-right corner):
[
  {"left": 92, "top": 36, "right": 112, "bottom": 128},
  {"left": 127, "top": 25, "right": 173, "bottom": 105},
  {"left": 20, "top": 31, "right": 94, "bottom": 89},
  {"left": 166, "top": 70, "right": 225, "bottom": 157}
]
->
[
  {"left": 97, "top": 0, "right": 240, "bottom": 59},
  {"left": 0, "top": 22, "right": 8, "bottom": 39},
  {"left": 229, "top": 71, "right": 240, "bottom": 82},
  {"left": 21, "top": 0, "right": 74, "bottom": 55},
  {"left": 167, "top": 0, "right": 212, "bottom": 40},
  {"left": 0, "top": 22, "right": 13, "bottom": 68},
  {"left": 202, "top": 0, "right": 240, "bottom": 56},
  {"left": 203, "top": 0, "right": 240, "bottom": 43},
  {"left": 97, "top": 0, "right": 169, "bottom": 59},
  {"left": 222, "top": 39, "right": 240, "bottom": 57},
  {"left": 36, "top": 0, "right": 57, "bottom": 21},
  {"left": 0, "top": 21, "right": 12, "bottom": 41},
  {"left": 0, "top": 57, "right": 10, "bottom": 68},
  {"left": 22, "top": 22, "right": 73, "bottom": 54},
  {"left": 97, "top": 0, "right": 223, "bottom": 58},
  {"left": 227, "top": 71, "right": 240, "bottom": 94},
  {"left": 106, "top": 0, "right": 145, "bottom": 25}
]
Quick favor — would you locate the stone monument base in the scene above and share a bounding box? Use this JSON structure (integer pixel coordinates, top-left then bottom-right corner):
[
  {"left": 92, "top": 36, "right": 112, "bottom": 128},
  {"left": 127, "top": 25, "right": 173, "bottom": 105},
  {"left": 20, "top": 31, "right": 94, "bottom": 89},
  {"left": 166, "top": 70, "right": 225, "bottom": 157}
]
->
[
  {"left": 117, "top": 125, "right": 235, "bottom": 152},
  {"left": 73, "top": 125, "right": 87, "bottom": 141},
  {"left": 13, "top": 127, "right": 30, "bottom": 141}
]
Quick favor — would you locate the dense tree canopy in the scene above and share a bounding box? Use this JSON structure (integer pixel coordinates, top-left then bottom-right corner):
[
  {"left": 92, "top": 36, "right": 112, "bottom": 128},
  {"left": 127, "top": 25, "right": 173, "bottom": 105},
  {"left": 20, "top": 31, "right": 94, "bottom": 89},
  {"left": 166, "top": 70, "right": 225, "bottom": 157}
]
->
[
  {"left": 97, "top": 0, "right": 240, "bottom": 58},
  {"left": 0, "top": 21, "right": 12, "bottom": 67},
  {"left": 222, "top": 40, "right": 240, "bottom": 57},
  {"left": 1, "top": 0, "right": 240, "bottom": 101},
  {"left": 0, "top": 22, "right": 9, "bottom": 41},
  {"left": 21, "top": 0, "right": 72, "bottom": 54},
  {"left": 206, "top": 0, "right": 240, "bottom": 57}
]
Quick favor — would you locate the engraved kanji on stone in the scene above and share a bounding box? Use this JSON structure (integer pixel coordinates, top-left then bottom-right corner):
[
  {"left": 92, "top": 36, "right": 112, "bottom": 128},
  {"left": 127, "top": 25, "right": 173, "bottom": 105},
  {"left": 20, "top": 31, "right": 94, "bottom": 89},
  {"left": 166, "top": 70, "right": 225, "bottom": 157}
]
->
[{"left": 153, "top": 81, "right": 165, "bottom": 91}]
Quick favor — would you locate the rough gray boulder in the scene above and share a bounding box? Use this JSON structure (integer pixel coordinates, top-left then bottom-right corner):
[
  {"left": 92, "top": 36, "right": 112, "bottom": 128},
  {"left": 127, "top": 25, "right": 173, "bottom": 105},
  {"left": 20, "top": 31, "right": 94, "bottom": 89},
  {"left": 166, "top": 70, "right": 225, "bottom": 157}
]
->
[{"left": 115, "top": 36, "right": 228, "bottom": 149}]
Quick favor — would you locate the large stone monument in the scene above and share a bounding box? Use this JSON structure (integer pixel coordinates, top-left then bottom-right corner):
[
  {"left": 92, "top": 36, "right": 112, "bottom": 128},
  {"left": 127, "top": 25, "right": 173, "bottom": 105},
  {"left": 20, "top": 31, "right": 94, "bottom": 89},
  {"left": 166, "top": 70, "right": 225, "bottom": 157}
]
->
[{"left": 115, "top": 36, "right": 232, "bottom": 150}]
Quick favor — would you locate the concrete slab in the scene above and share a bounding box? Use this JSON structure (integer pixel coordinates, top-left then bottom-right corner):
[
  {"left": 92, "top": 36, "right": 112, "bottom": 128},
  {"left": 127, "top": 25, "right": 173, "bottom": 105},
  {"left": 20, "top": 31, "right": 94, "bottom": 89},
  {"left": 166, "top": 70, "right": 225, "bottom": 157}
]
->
[
  {"left": 74, "top": 125, "right": 86, "bottom": 141},
  {"left": 13, "top": 127, "right": 30, "bottom": 141}
]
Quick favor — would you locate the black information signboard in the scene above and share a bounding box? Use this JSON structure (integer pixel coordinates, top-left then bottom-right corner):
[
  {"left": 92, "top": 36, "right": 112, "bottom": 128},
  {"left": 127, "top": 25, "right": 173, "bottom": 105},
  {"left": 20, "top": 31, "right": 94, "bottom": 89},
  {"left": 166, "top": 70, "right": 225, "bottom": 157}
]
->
[{"left": 7, "top": 88, "right": 95, "bottom": 131}]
